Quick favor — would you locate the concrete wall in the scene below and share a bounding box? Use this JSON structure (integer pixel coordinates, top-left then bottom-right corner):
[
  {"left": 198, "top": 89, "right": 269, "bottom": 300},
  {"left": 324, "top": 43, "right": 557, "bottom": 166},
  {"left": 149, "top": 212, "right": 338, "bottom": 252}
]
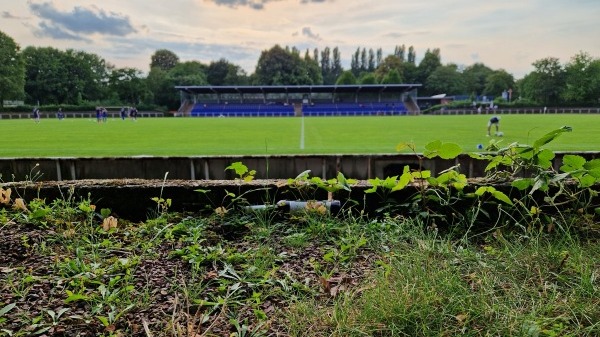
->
[{"left": 1, "top": 152, "right": 598, "bottom": 182}]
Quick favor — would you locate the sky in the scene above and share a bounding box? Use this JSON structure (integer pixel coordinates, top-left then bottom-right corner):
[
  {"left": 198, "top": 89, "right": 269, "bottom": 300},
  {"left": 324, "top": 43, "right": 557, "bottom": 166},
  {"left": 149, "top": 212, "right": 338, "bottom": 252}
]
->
[{"left": 2, "top": 0, "right": 599, "bottom": 79}]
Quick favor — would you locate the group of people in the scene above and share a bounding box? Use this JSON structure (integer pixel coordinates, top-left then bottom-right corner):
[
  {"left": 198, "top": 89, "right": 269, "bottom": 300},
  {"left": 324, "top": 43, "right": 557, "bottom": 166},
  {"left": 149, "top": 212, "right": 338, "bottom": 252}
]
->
[
  {"left": 96, "top": 107, "right": 109, "bottom": 123},
  {"left": 31, "top": 107, "right": 141, "bottom": 123},
  {"left": 120, "top": 106, "right": 138, "bottom": 120},
  {"left": 95, "top": 106, "right": 139, "bottom": 122}
]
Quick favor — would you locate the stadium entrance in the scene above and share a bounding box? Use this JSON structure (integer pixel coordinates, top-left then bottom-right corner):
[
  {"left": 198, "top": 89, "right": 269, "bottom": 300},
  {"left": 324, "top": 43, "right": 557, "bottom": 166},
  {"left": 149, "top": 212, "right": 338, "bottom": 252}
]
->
[{"left": 175, "top": 84, "right": 421, "bottom": 117}]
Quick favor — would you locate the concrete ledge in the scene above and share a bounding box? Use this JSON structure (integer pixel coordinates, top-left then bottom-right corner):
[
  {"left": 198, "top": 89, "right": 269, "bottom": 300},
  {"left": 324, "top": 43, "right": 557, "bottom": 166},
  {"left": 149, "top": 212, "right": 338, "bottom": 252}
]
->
[{"left": 1, "top": 152, "right": 599, "bottom": 182}]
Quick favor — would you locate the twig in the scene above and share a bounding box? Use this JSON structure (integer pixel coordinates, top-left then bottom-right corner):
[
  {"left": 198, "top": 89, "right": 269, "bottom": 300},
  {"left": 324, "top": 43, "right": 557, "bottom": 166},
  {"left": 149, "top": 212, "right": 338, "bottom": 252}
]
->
[{"left": 142, "top": 318, "right": 154, "bottom": 337}]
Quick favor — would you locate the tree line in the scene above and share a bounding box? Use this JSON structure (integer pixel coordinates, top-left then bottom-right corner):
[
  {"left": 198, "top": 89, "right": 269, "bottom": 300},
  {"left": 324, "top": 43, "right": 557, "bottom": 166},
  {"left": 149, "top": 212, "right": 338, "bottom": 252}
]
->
[{"left": 1, "top": 29, "right": 599, "bottom": 111}]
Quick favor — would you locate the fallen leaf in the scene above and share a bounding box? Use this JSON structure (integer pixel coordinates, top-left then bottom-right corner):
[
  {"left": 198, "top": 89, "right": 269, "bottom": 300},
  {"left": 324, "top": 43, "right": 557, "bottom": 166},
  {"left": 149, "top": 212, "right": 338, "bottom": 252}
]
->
[
  {"left": 215, "top": 207, "right": 228, "bottom": 216},
  {"left": 13, "top": 198, "right": 28, "bottom": 212},
  {"left": 0, "top": 188, "right": 11, "bottom": 204},
  {"left": 455, "top": 314, "right": 468, "bottom": 324},
  {"left": 102, "top": 216, "right": 118, "bottom": 231}
]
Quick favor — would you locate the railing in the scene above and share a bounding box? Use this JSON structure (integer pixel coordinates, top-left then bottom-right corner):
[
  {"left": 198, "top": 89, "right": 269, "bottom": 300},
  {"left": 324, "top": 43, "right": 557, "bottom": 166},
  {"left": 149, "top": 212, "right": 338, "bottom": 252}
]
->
[
  {"left": 0, "top": 111, "right": 164, "bottom": 119},
  {"left": 429, "top": 107, "right": 600, "bottom": 115}
]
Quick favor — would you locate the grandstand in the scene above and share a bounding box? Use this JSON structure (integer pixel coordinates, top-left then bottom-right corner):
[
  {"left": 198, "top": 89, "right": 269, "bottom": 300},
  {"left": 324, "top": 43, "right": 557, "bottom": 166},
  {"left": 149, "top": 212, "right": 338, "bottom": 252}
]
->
[{"left": 175, "top": 84, "right": 421, "bottom": 117}]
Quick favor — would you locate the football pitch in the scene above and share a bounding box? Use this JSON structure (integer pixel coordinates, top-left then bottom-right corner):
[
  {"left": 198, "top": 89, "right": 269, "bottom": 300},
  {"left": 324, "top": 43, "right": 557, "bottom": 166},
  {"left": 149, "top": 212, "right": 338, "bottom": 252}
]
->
[{"left": 1, "top": 114, "right": 599, "bottom": 157}]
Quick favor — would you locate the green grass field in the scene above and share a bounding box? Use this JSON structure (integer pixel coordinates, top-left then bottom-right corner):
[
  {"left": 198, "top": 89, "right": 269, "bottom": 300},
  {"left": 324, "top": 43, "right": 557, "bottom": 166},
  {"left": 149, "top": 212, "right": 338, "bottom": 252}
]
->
[{"left": 2, "top": 114, "right": 599, "bottom": 157}]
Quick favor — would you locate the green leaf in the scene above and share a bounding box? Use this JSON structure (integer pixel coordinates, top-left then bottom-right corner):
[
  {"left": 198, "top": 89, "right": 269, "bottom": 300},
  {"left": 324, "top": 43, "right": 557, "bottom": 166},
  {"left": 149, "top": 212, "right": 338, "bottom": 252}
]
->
[
  {"left": 491, "top": 190, "right": 513, "bottom": 205},
  {"left": 0, "top": 303, "right": 16, "bottom": 316},
  {"left": 423, "top": 140, "right": 442, "bottom": 158},
  {"left": 425, "top": 140, "right": 442, "bottom": 151},
  {"left": 97, "top": 316, "right": 110, "bottom": 327},
  {"left": 225, "top": 161, "right": 248, "bottom": 176},
  {"left": 438, "top": 143, "right": 462, "bottom": 159},
  {"left": 578, "top": 174, "right": 596, "bottom": 188},
  {"left": 100, "top": 208, "right": 111, "bottom": 219},
  {"left": 337, "top": 172, "right": 352, "bottom": 191},
  {"left": 562, "top": 155, "right": 586, "bottom": 171},
  {"left": 392, "top": 172, "right": 412, "bottom": 191},
  {"left": 584, "top": 158, "right": 600, "bottom": 170},
  {"left": 533, "top": 126, "right": 572, "bottom": 149},
  {"left": 294, "top": 169, "right": 311, "bottom": 180},
  {"left": 381, "top": 176, "right": 399, "bottom": 190},
  {"left": 536, "top": 149, "right": 555, "bottom": 169},
  {"left": 412, "top": 170, "right": 431, "bottom": 179},
  {"left": 475, "top": 186, "right": 492, "bottom": 196},
  {"left": 511, "top": 178, "right": 533, "bottom": 191},
  {"left": 64, "top": 291, "right": 89, "bottom": 304},
  {"left": 530, "top": 176, "right": 548, "bottom": 194},
  {"left": 588, "top": 168, "right": 600, "bottom": 178},
  {"left": 395, "top": 142, "right": 414, "bottom": 152}
]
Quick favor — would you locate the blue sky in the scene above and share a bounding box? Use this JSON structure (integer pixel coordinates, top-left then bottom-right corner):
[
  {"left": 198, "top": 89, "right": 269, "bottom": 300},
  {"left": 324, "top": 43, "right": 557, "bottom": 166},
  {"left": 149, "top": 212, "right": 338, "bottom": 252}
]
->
[{"left": 2, "top": 0, "right": 599, "bottom": 79}]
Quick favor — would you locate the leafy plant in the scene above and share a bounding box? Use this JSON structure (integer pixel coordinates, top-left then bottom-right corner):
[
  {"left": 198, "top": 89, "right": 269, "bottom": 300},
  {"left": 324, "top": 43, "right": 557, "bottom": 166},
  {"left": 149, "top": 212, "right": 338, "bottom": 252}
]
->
[{"left": 226, "top": 161, "right": 256, "bottom": 182}]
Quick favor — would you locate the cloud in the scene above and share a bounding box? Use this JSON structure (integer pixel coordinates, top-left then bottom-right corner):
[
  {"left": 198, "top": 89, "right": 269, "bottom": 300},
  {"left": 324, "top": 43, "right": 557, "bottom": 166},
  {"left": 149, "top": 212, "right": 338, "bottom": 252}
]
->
[
  {"left": 207, "top": 0, "right": 330, "bottom": 9},
  {"left": 207, "top": 0, "right": 280, "bottom": 10},
  {"left": 301, "top": 27, "right": 321, "bottom": 41},
  {"left": 34, "top": 21, "right": 92, "bottom": 42},
  {"left": 2, "top": 11, "right": 28, "bottom": 19},
  {"left": 28, "top": 2, "right": 136, "bottom": 40},
  {"left": 383, "top": 30, "right": 430, "bottom": 39}
]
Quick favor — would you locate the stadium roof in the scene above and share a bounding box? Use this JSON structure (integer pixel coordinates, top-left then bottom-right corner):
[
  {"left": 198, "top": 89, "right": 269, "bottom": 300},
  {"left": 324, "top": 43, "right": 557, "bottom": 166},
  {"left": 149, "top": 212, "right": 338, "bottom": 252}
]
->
[{"left": 175, "top": 84, "right": 421, "bottom": 95}]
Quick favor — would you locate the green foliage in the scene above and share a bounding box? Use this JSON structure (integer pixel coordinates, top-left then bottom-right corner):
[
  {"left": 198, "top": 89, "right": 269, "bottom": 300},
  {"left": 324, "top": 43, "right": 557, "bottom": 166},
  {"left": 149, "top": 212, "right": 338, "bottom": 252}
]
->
[
  {"left": 0, "top": 30, "right": 25, "bottom": 103},
  {"left": 226, "top": 161, "right": 256, "bottom": 182}
]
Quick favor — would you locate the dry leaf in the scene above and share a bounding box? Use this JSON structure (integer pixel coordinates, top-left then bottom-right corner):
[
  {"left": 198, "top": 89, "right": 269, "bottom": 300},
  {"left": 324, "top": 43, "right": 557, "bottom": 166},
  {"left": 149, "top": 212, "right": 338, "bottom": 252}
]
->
[
  {"left": 102, "top": 216, "right": 118, "bottom": 231},
  {"left": 306, "top": 201, "right": 327, "bottom": 214},
  {"left": 13, "top": 198, "right": 28, "bottom": 212},
  {"left": 215, "top": 207, "right": 228, "bottom": 216},
  {"left": 455, "top": 314, "right": 468, "bottom": 324},
  {"left": 63, "top": 228, "right": 76, "bottom": 238},
  {"left": 0, "top": 188, "right": 11, "bottom": 204},
  {"left": 319, "top": 276, "right": 330, "bottom": 293}
]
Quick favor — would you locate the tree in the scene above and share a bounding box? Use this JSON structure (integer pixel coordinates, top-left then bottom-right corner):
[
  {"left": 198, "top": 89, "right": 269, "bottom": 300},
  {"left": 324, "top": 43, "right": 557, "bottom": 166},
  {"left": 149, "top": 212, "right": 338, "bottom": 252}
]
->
[
  {"left": 425, "top": 64, "right": 465, "bottom": 95},
  {"left": 394, "top": 45, "right": 406, "bottom": 62},
  {"left": 484, "top": 69, "right": 514, "bottom": 97},
  {"left": 336, "top": 70, "right": 357, "bottom": 85},
  {"left": 22, "top": 46, "right": 69, "bottom": 104},
  {"left": 407, "top": 46, "right": 416, "bottom": 64},
  {"left": 22, "top": 46, "right": 109, "bottom": 105},
  {"left": 360, "top": 48, "right": 367, "bottom": 73},
  {"left": 254, "top": 45, "right": 321, "bottom": 85},
  {"left": 520, "top": 57, "right": 565, "bottom": 104},
  {"left": 350, "top": 48, "right": 361, "bottom": 76},
  {"left": 64, "top": 49, "right": 109, "bottom": 103},
  {"left": 0, "top": 30, "right": 25, "bottom": 105},
  {"left": 374, "top": 55, "right": 403, "bottom": 83},
  {"left": 562, "top": 51, "right": 600, "bottom": 104},
  {"left": 359, "top": 73, "right": 377, "bottom": 85},
  {"left": 367, "top": 48, "right": 376, "bottom": 72},
  {"left": 381, "top": 69, "right": 403, "bottom": 84},
  {"left": 150, "top": 49, "right": 179, "bottom": 71},
  {"left": 148, "top": 61, "right": 207, "bottom": 109},
  {"left": 417, "top": 48, "right": 442, "bottom": 95},
  {"left": 463, "top": 63, "right": 493, "bottom": 97},
  {"left": 108, "top": 67, "right": 149, "bottom": 105},
  {"left": 320, "top": 47, "right": 333, "bottom": 84},
  {"left": 331, "top": 47, "right": 343, "bottom": 84},
  {"left": 206, "top": 58, "right": 247, "bottom": 85}
]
